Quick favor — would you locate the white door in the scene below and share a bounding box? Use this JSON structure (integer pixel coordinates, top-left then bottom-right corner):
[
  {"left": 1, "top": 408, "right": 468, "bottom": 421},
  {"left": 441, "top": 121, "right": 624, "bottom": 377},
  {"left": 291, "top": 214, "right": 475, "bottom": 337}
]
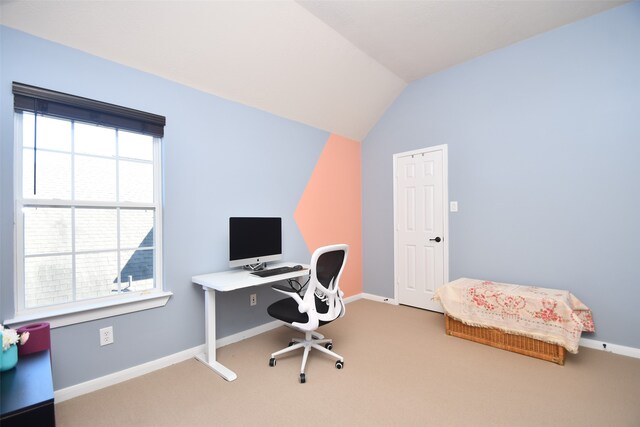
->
[{"left": 394, "top": 145, "right": 448, "bottom": 312}]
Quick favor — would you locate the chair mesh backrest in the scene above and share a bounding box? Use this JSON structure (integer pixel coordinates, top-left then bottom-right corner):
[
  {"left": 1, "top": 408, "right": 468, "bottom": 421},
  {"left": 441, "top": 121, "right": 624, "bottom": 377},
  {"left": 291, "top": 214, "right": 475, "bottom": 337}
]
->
[
  {"left": 316, "top": 250, "right": 346, "bottom": 289},
  {"left": 313, "top": 248, "right": 346, "bottom": 317}
]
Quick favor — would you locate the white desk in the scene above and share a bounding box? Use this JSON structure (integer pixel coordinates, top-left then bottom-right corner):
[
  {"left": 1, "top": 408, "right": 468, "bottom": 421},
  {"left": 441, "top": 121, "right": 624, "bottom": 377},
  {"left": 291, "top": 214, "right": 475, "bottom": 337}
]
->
[{"left": 192, "top": 262, "right": 309, "bottom": 381}]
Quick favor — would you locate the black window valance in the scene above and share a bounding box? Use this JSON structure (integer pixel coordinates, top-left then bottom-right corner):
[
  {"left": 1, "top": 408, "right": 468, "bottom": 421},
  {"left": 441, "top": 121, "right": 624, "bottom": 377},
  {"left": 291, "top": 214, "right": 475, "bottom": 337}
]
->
[{"left": 13, "top": 82, "right": 166, "bottom": 138}]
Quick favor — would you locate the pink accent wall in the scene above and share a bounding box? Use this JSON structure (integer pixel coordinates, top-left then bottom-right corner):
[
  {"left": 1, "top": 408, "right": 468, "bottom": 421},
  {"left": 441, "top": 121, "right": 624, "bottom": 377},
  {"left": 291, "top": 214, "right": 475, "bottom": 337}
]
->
[{"left": 294, "top": 134, "right": 362, "bottom": 297}]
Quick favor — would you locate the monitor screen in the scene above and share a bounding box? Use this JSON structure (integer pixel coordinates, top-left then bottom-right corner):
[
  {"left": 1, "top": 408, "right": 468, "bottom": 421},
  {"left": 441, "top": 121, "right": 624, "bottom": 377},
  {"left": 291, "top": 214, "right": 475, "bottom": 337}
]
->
[{"left": 229, "top": 217, "right": 282, "bottom": 268}]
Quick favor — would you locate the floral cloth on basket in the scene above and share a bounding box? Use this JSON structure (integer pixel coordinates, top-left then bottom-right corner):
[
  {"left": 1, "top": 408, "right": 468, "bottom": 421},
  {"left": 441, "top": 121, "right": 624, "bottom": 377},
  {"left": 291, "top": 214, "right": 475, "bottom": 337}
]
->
[{"left": 434, "top": 278, "right": 594, "bottom": 353}]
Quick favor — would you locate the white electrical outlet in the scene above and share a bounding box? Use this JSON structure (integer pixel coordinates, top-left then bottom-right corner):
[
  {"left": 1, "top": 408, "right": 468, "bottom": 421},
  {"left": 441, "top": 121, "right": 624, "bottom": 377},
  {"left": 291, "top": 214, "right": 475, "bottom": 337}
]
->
[
  {"left": 100, "top": 326, "right": 114, "bottom": 346},
  {"left": 250, "top": 294, "right": 257, "bottom": 306}
]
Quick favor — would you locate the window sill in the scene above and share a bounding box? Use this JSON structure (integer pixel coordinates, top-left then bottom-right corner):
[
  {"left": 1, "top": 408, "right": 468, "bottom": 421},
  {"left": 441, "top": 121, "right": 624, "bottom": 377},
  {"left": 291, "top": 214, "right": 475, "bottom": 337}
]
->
[{"left": 4, "top": 291, "right": 173, "bottom": 329}]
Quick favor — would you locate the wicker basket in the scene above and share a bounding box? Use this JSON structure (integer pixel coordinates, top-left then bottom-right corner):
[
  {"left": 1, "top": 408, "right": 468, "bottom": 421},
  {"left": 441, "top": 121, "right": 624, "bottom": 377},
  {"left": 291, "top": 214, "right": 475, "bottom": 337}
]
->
[{"left": 445, "top": 314, "right": 566, "bottom": 365}]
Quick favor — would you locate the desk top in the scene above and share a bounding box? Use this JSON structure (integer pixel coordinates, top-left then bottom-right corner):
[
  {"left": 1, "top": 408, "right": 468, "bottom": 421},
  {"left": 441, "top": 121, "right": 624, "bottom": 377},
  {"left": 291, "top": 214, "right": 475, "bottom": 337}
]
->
[
  {"left": 192, "top": 262, "right": 309, "bottom": 292},
  {"left": 1, "top": 350, "right": 54, "bottom": 418}
]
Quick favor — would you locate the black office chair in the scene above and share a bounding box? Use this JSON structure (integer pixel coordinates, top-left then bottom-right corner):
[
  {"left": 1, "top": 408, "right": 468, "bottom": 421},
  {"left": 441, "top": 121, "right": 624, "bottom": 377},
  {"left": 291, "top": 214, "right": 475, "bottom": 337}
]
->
[{"left": 267, "top": 244, "right": 349, "bottom": 383}]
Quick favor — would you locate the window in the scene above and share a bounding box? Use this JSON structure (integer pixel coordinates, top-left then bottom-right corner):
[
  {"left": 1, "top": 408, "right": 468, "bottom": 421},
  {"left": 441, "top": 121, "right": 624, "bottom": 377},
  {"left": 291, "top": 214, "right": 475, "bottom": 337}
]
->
[{"left": 11, "top": 83, "right": 169, "bottom": 325}]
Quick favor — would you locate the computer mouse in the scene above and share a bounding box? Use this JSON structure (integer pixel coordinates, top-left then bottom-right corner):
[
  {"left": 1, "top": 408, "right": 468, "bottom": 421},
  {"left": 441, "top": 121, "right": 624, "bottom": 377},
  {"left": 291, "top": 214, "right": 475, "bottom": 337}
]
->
[{"left": 292, "top": 265, "right": 303, "bottom": 271}]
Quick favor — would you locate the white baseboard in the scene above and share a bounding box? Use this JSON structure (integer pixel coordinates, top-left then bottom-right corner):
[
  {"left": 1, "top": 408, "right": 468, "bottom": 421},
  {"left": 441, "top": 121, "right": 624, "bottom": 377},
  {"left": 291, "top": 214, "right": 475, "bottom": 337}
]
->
[
  {"left": 55, "top": 293, "right": 638, "bottom": 403},
  {"left": 579, "top": 337, "right": 640, "bottom": 359},
  {"left": 55, "top": 344, "right": 206, "bottom": 403},
  {"left": 347, "top": 292, "right": 397, "bottom": 305},
  {"left": 216, "top": 319, "right": 281, "bottom": 347}
]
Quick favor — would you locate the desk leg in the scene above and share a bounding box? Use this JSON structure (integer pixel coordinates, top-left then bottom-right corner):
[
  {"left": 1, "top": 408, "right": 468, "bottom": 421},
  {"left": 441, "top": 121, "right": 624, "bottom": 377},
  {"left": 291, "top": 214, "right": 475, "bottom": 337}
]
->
[{"left": 195, "top": 287, "right": 238, "bottom": 381}]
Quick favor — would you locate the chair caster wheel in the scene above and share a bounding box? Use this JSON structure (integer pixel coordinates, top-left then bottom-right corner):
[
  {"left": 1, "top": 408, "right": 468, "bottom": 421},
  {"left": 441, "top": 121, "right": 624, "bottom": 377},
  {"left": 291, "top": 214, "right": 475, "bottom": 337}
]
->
[
  {"left": 300, "top": 373, "right": 306, "bottom": 383},
  {"left": 269, "top": 358, "right": 276, "bottom": 367},
  {"left": 335, "top": 360, "right": 344, "bottom": 369},
  {"left": 325, "top": 343, "right": 333, "bottom": 350},
  {"left": 288, "top": 341, "right": 295, "bottom": 347}
]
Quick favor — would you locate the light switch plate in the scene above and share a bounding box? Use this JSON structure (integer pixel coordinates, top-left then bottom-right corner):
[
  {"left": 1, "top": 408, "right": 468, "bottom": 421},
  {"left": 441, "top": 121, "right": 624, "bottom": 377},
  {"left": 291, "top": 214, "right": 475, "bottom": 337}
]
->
[{"left": 450, "top": 201, "right": 458, "bottom": 212}]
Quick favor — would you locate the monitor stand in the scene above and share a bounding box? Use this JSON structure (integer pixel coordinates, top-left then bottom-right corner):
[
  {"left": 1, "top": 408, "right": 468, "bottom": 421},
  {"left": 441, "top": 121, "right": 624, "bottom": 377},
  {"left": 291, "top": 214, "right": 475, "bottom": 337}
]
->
[{"left": 242, "top": 262, "right": 267, "bottom": 272}]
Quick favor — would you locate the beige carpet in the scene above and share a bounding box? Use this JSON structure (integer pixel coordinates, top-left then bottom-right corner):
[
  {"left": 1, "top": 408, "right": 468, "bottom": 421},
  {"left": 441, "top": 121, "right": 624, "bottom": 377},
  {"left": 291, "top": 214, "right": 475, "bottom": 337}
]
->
[{"left": 56, "top": 300, "right": 640, "bottom": 426}]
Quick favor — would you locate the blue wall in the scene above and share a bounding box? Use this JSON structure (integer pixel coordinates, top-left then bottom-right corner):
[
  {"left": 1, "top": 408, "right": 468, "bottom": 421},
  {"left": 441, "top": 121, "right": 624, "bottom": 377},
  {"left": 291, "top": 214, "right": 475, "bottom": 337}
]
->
[
  {"left": 0, "top": 27, "right": 327, "bottom": 389},
  {"left": 363, "top": 3, "right": 640, "bottom": 348}
]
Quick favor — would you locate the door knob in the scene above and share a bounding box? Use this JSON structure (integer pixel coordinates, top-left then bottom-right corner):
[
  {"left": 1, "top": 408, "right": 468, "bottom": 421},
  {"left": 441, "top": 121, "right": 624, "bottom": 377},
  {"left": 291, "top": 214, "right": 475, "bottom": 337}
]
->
[{"left": 429, "top": 237, "right": 442, "bottom": 243}]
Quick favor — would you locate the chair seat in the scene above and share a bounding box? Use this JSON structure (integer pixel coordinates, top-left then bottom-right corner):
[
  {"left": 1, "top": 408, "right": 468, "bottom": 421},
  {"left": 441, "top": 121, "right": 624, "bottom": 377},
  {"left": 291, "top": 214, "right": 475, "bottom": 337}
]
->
[
  {"left": 268, "top": 298, "right": 306, "bottom": 324},
  {"left": 268, "top": 297, "right": 332, "bottom": 326}
]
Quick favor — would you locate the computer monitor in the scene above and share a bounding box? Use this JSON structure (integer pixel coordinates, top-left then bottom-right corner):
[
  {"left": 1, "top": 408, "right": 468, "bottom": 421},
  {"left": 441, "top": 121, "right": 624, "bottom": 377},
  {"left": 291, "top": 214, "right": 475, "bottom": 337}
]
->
[{"left": 229, "top": 217, "right": 282, "bottom": 269}]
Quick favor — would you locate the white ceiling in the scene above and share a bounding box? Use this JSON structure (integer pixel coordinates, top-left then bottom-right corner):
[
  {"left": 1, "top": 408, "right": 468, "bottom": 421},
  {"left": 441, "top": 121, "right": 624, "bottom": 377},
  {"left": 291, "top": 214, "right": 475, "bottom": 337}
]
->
[
  {"left": 297, "top": 0, "right": 627, "bottom": 82},
  {"left": 0, "top": 0, "right": 627, "bottom": 141}
]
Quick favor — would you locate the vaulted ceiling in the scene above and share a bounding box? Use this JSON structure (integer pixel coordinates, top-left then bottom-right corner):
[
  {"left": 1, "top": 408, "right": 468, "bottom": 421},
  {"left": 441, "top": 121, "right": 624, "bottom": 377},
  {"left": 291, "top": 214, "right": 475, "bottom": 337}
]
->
[{"left": 0, "top": 0, "right": 626, "bottom": 141}]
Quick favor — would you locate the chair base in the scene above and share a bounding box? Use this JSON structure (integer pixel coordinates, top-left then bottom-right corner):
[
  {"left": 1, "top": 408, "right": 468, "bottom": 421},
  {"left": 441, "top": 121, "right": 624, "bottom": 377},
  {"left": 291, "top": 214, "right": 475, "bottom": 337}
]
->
[{"left": 270, "top": 330, "right": 344, "bottom": 380}]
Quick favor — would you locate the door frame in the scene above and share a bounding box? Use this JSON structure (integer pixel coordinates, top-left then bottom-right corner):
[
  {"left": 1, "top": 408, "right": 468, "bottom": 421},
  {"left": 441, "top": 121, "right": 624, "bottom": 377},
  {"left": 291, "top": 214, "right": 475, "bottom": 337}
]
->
[{"left": 393, "top": 144, "right": 450, "bottom": 310}]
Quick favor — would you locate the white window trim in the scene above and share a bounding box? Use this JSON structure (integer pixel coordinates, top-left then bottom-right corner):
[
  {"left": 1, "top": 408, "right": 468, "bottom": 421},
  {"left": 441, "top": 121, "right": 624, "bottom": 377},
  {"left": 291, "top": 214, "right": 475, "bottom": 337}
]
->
[{"left": 10, "top": 112, "right": 169, "bottom": 328}]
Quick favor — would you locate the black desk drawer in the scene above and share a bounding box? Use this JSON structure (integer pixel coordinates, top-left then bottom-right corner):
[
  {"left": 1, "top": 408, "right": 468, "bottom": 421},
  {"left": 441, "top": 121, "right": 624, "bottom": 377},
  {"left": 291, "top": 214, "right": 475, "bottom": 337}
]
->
[{"left": 1, "top": 350, "right": 55, "bottom": 426}]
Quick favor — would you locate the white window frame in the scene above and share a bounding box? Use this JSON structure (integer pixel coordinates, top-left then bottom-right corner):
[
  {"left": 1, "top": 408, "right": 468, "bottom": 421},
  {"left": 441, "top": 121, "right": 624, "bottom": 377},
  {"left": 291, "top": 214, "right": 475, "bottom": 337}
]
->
[{"left": 7, "top": 112, "right": 171, "bottom": 329}]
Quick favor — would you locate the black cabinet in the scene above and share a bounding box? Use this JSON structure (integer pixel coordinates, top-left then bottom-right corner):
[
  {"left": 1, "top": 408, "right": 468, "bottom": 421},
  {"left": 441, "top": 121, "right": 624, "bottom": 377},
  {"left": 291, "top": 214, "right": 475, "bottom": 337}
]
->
[{"left": 1, "top": 350, "right": 55, "bottom": 426}]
